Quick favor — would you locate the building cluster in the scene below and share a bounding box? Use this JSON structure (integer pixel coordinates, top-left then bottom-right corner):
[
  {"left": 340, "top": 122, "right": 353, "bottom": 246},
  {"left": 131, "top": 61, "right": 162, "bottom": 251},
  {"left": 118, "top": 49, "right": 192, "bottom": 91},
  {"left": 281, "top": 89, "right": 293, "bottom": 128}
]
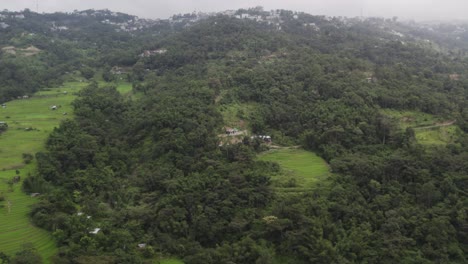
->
[
  {"left": 167, "top": 9, "right": 287, "bottom": 30},
  {"left": 69, "top": 9, "right": 161, "bottom": 32},
  {"left": 50, "top": 21, "right": 68, "bottom": 31},
  {"left": 101, "top": 18, "right": 160, "bottom": 32},
  {"left": 0, "top": 8, "right": 323, "bottom": 33},
  {"left": 139, "top": 48, "right": 168, "bottom": 58},
  {"left": 96, "top": 9, "right": 307, "bottom": 32},
  {"left": 0, "top": 13, "right": 24, "bottom": 20}
]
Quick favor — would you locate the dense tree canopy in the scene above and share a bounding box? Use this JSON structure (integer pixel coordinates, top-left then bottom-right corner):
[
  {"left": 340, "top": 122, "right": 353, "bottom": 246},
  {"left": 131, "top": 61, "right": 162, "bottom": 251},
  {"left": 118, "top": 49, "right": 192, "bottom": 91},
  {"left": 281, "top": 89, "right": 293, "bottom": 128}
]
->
[{"left": 0, "top": 7, "right": 465, "bottom": 263}]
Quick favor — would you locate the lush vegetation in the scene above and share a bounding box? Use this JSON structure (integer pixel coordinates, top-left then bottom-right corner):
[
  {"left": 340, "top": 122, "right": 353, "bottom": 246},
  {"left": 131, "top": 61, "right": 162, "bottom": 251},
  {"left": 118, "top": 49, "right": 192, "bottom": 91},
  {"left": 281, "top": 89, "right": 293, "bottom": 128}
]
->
[
  {"left": 0, "top": 82, "right": 131, "bottom": 263},
  {"left": 0, "top": 83, "right": 86, "bottom": 263},
  {"left": 0, "top": 7, "right": 466, "bottom": 264}
]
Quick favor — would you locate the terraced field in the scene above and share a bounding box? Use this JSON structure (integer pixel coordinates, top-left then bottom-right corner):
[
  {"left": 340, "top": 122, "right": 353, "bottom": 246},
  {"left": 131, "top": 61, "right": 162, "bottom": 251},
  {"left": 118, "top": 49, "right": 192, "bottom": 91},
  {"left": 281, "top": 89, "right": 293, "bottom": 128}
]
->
[
  {"left": 0, "top": 82, "right": 87, "bottom": 262},
  {"left": 0, "top": 168, "right": 56, "bottom": 257},
  {"left": 0, "top": 81, "right": 132, "bottom": 262},
  {"left": 258, "top": 148, "right": 330, "bottom": 194}
]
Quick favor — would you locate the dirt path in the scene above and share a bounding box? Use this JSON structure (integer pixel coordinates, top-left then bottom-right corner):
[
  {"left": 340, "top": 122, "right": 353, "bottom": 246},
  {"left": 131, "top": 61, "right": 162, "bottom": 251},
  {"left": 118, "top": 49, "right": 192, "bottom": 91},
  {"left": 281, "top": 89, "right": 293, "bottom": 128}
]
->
[{"left": 413, "top": 120, "right": 456, "bottom": 130}]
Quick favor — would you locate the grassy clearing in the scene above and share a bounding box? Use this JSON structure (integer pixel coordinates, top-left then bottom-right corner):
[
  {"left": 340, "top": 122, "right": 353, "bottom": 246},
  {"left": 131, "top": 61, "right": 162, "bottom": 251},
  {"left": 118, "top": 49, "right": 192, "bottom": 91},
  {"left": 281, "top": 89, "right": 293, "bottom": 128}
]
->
[
  {"left": 114, "top": 82, "right": 133, "bottom": 95},
  {"left": 258, "top": 148, "right": 330, "bottom": 193},
  {"left": 0, "top": 164, "right": 56, "bottom": 260},
  {"left": 0, "top": 83, "right": 86, "bottom": 169},
  {"left": 158, "top": 258, "right": 185, "bottom": 264},
  {"left": 381, "top": 109, "right": 460, "bottom": 145},
  {"left": 218, "top": 103, "right": 259, "bottom": 130},
  {"left": 415, "top": 125, "right": 459, "bottom": 145}
]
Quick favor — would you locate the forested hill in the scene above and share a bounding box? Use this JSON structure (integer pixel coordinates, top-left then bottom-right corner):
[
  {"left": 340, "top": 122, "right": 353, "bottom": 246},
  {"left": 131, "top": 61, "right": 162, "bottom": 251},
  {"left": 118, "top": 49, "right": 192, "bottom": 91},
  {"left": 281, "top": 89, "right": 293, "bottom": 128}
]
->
[{"left": 1, "top": 7, "right": 467, "bottom": 263}]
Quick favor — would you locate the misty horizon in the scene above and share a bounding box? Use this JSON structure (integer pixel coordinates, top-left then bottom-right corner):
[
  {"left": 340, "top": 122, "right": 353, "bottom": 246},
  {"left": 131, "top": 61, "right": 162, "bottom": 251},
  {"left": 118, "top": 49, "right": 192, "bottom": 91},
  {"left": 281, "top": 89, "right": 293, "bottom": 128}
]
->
[{"left": 2, "top": 0, "right": 468, "bottom": 22}]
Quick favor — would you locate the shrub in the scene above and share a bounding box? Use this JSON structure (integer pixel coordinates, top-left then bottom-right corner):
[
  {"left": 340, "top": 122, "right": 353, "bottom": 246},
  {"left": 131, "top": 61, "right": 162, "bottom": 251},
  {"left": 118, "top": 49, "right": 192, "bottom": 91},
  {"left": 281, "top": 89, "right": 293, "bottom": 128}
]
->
[{"left": 22, "top": 153, "right": 34, "bottom": 164}]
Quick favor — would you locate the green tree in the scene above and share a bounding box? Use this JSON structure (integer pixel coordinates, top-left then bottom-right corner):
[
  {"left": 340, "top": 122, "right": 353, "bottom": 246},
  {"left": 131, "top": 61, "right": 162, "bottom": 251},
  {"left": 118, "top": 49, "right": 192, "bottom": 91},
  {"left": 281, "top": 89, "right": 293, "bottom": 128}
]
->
[{"left": 10, "top": 243, "right": 42, "bottom": 264}]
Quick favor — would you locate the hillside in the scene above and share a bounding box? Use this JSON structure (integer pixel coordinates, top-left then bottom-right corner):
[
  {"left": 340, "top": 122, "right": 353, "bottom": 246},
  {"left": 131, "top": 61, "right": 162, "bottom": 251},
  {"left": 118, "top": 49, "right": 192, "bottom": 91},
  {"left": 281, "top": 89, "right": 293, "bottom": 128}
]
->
[{"left": 0, "top": 7, "right": 466, "bottom": 264}]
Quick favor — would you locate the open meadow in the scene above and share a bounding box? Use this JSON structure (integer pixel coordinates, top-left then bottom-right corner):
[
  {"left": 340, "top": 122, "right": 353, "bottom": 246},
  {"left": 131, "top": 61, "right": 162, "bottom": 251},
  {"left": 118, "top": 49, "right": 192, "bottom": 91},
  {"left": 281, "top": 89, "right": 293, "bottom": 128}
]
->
[
  {"left": 381, "top": 109, "right": 460, "bottom": 145},
  {"left": 258, "top": 148, "right": 330, "bottom": 194}
]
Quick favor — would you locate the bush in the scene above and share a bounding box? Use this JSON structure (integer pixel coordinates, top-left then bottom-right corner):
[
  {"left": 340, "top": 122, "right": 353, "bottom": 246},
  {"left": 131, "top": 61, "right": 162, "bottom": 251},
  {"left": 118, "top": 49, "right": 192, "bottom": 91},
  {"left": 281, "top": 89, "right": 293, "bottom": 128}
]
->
[
  {"left": 10, "top": 243, "right": 42, "bottom": 264},
  {"left": 22, "top": 153, "right": 33, "bottom": 164}
]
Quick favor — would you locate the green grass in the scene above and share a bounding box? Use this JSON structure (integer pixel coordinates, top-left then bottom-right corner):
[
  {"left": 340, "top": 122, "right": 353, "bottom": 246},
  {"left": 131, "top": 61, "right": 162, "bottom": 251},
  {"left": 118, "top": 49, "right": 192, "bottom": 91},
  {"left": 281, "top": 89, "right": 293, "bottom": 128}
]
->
[
  {"left": 0, "top": 81, "right": 132, "bottom": 262},
  {"left": 0, "top": 165, "right": 56, "bottom": 259},
  {"left": 218, "top": 103, "right": 259, "bottom": 130},
  {"left": 381, "top": 109, "right": 460, "bottom": 145},
  {"left": 0, "top": 83, "right": 86, "bottom": 169},
  {"left": 114, "top": 82, "right": 133, "bottom": 95},
  {"left": 415, "top": 125, "right": 459, "bottom": 145},
  {"left": 258, "top": 148, "right": 330, "bottom": 192}
]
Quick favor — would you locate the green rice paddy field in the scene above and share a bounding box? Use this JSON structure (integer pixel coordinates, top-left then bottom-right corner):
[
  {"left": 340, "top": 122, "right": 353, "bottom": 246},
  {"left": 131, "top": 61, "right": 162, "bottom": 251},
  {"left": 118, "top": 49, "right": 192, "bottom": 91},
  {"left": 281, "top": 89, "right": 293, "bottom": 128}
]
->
[
  {"left": 0, "top": 81, "right": 132, "bottom": 262},
  {"left": 258, "top": 148, "right": 330, "bottom": 193}
]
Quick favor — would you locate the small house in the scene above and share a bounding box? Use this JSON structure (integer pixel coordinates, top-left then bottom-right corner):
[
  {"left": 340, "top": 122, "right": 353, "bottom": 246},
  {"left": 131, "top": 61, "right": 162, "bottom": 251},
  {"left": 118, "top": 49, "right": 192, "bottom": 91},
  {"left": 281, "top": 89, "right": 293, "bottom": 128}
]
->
[
  {"left": 139, "top": 48, "right": 168, "bottom": 57},
  {"left": 251, "top": 135, "right": 272, "bottom": 143},
  {"left": 224, "top": 127, "right": 239, "bottom": 135},
  {"left": 51, "top": 105, "right": 57, "bottom": 110}
]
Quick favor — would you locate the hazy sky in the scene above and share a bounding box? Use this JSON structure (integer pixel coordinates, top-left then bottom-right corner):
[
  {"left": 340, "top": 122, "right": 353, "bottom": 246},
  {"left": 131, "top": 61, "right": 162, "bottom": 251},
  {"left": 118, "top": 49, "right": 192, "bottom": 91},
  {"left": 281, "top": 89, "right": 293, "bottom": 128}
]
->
[{"left": 1, "top": 0, "right": 467, "bottom": 21}]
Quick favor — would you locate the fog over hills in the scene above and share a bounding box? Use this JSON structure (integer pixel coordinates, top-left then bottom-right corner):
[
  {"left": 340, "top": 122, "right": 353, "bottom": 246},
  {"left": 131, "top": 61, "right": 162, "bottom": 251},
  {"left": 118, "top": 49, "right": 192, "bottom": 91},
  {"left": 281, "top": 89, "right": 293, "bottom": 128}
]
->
[{"left": 3, "top": 0, "right": 468, "bottom": 21}]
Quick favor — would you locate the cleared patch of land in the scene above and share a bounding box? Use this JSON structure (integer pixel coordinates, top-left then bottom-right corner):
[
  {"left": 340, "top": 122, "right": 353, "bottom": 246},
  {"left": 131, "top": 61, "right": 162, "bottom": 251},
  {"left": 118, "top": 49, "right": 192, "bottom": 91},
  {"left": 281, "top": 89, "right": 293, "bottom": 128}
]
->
[
  {"left": 218, "top": 102, "right": 259, "bottom": 130},
  {"left": 415, "top": 125, "right": 458, "bottom": 145},
  {"left": 1, "top": 45, "right": 41, "bottom": 56},
  {"left": 258, "top": 148, "right": 330, "bottom": 193},
  {"left": 158, "top": 258, "right": 185, "bottom": 264},
  {"left": 115, "top": 82, "right": 133, "bottom": 95},
  {"left": 0, "top": 83, "right": 86, "bottom": 169},
  {"left": 381, "top": 109, "right": 460, "bottom": 145},
  {"left": 0, "top": 166, "right": 56, "bottom": 259}
]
